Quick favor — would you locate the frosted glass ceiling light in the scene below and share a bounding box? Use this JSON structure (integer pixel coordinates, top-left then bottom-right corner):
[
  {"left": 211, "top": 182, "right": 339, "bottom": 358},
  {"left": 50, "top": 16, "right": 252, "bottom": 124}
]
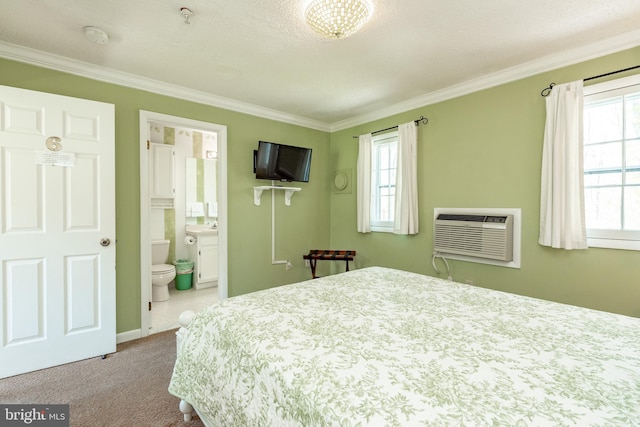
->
[{"left": 305, "top": 0, "right": 372, "bottom": 39}]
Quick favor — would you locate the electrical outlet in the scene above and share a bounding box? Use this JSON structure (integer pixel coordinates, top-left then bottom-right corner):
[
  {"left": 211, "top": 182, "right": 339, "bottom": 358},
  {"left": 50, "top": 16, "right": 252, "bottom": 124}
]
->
[
  {"left": 304, "top": 259, "right": 310, "bottom": 267},
  {"left": 286, "top": 261, "right": 293, "bottom": 271},
  {"left": 465, "top": 279, "right": 474, "bottom": 285}
]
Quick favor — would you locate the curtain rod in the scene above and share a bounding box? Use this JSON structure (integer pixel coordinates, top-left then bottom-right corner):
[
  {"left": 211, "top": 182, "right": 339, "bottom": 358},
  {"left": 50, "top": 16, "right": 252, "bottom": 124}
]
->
[
  {"left": 540, "top": 64, "right": 640, "bottom": 97},
  {"left": 352, "top": 115, "right": 429, "bottom": 139}
]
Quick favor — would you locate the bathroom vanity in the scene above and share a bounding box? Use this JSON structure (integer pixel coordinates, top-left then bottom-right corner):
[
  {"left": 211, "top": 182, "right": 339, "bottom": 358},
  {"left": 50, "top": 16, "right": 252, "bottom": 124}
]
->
[{"left": 185, "top": 225, "right": 218, "bottom": 289}]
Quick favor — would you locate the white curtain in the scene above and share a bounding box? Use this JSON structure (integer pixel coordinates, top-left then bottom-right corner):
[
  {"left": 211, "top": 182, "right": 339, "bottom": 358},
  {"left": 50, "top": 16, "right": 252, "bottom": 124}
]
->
[
  {"left": 539, "top": 80, "right": 588, "bottom": 249},
  {"left": 357, "top": 133, "right": 372, "bottom": 233},
  {"left": 394, "top": 122, "right": 419, "bottom": 235}
]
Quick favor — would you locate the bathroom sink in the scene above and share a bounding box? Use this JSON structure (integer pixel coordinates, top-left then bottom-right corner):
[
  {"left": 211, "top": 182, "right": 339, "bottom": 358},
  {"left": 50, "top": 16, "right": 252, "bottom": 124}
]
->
[{"left": 185, "top": 224, "right": 218, "bottom": 236}]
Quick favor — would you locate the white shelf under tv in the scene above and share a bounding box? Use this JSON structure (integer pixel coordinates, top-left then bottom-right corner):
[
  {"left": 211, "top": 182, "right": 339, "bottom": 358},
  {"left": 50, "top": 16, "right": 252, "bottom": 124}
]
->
[{"left": 253, "top": 186, "right": 301, "bottom": 206}]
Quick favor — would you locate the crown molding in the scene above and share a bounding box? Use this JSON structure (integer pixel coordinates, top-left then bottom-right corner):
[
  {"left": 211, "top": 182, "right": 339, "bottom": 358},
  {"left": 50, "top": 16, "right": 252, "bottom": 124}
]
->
[
  {"left": 0, "top": 41, "right": 331, "bottom": 132},
  {"left": 329, "top": 28, "right": 640, "bottom": 132},
  {"left": 2, "top": 28, "right": 639, "bottom": 136}
]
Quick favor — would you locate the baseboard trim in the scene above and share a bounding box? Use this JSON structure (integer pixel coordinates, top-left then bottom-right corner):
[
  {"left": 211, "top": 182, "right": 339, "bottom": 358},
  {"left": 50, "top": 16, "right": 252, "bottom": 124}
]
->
[{"left": 117, "top": 329, "right": 142, "bottom": 344}]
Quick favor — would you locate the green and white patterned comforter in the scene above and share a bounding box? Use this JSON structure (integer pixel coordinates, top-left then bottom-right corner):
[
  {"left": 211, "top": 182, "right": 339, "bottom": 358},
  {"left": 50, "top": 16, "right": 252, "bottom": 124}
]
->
[{"left": 169, "top": 267, "right": 640, "bottom": 426}]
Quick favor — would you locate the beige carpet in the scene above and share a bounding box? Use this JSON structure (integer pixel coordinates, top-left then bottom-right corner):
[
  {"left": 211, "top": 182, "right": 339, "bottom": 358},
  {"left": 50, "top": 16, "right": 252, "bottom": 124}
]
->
[{"left": 0, "top": 329, "right": 204, "bottom": 427}]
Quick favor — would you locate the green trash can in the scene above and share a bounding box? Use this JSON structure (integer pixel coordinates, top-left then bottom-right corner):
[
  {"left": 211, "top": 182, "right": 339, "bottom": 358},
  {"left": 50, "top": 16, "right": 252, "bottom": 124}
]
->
[{"left": 173, "top": 259, "right": 194, "bottom": 290}]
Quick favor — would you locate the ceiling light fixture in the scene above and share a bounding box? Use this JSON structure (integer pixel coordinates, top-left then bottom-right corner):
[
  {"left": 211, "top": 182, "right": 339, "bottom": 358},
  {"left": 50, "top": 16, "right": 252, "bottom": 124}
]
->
[
  {"left": 83, "top": 26, "right": 109, "bottom": 44},
  {"left": 180, "top": 7, "right": 194, "bottom": 24},
  {"left": 304, "top": 0, "right": 372, "bottom": 39}
]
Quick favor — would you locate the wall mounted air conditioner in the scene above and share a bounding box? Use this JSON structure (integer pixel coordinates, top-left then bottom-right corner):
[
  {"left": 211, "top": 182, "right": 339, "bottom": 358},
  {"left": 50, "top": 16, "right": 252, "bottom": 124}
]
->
[{"left": 434, "top": 214, "right": 514, "bottom": 261}]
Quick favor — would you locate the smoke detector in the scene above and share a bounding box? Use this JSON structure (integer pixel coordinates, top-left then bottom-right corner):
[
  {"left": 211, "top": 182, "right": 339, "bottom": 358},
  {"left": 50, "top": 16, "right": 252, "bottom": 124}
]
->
[
  {"left": 180, "top": 7, "right": 193, "bottom": 24},
  {"left": 83, "top": 26, "right": 109, "bottom": 44}
]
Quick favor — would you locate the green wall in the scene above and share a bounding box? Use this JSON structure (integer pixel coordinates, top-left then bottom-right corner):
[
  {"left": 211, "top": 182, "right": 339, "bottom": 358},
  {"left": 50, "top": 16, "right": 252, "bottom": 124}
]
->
[
  {"left": 2, "top": 45, "right": 639, "bottom": 335},
  {"left": 0, "top": 58, "right": 331, "bottom": 333},
  {"left": 329, "top": 46, "right": 640, "bottom": 318}
]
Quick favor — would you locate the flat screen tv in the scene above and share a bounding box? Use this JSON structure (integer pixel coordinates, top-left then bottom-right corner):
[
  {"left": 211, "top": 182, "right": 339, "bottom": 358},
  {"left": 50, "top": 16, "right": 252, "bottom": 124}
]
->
[{"left": 254, "top": 141, "right": 312, "bottom": 182}]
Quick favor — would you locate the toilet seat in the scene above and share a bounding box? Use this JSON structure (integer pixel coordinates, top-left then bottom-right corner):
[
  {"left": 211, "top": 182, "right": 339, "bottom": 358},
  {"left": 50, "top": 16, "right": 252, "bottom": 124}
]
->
[{"left": 152, "top": 263, "right": 175, "bottom": 275}]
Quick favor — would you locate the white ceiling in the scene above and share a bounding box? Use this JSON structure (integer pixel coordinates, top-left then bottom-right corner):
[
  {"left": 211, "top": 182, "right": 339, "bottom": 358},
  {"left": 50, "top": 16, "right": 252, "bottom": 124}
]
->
[{"left": 1, "top": 0, "right": 640, "bottom": 131}]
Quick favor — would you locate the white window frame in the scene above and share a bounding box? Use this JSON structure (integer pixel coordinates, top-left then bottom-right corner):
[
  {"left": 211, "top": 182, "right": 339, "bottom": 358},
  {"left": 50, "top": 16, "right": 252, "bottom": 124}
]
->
[
  {"left": 370, "top": 131, "right": 398, "bottom": 233},
  {"left": 583, "top": 73, "right": 640, "bottom": 251}
]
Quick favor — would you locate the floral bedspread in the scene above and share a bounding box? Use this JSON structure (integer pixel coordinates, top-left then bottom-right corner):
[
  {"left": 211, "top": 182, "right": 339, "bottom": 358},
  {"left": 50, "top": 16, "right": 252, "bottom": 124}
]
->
[{"left": 169, "top": 267, "right": 640, "bottom": 426}]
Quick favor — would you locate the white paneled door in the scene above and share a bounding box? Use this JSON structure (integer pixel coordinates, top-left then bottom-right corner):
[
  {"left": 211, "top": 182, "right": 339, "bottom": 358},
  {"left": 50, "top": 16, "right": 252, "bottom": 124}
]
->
[{"left": 0, "top": 85, "right": 115, "bottom": 378}]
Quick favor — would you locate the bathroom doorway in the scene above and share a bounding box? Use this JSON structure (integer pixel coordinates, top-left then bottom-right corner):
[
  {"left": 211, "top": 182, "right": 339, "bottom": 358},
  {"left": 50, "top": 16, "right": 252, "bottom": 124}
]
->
[{"left": 139, "top": 110, "right": 228, "bottom": 337}]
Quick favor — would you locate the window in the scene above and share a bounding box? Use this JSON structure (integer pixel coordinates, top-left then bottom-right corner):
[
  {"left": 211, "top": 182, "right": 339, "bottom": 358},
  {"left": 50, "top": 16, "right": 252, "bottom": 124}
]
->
[
  {"left": 583, "top": 74, "right": 640, "bottom": 250},
  {"left": 371, "top": 132, "right": 397, "bottom": 232}
]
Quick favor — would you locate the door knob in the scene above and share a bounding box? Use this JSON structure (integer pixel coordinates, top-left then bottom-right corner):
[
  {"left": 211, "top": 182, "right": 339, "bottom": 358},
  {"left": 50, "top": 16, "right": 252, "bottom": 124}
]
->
[{"left": 100, "top": 238, "right": 111, "bottom": 247}]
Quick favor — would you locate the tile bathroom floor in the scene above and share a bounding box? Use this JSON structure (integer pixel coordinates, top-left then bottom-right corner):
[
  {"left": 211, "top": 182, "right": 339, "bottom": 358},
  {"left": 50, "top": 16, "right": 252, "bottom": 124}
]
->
[{"left": 149, "top": 285, "right": 219, "bottom": 334}]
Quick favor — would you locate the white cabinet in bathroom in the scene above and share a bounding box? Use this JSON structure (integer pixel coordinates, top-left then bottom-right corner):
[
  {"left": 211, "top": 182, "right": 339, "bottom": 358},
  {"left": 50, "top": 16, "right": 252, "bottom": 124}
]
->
[
  {"left": 190, "top": 234, "right": 218, "bottom": 289},
  {"left": 150, "top": 143, "right": 175, "bottom": 200}
]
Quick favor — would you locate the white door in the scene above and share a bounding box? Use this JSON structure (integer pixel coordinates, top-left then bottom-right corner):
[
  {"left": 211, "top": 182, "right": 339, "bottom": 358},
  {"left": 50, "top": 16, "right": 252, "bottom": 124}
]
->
[
  {"left": 150, "top": 143, "right": 175, "bottom": 198},
  {"left": 0, "top": 85, "right": 115, "bottom": 378}
]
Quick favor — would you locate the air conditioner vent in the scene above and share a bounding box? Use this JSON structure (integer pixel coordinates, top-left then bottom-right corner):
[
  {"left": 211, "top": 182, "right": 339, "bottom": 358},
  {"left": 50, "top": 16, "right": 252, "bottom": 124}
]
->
[
  {"left": 434, "top": 213, "right": 513, "bottom": 261},
  {"left": 436, "top": 214, "right": 486, "bottom": 222}
]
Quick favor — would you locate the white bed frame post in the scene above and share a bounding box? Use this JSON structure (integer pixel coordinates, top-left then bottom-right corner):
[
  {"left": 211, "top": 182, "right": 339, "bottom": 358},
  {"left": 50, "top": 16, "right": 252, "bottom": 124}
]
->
[{"left": 176, "top": 310, "right": 196, "bottom": 422}]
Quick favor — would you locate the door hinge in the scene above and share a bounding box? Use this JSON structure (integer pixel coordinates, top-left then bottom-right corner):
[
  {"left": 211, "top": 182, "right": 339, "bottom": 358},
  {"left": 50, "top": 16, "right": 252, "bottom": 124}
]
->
[
  {"left": 147, "top": 140, "right": 150, "bottom": 150},
  {"left": 149, "top": 301, "right": 152, "bottom": 311}
]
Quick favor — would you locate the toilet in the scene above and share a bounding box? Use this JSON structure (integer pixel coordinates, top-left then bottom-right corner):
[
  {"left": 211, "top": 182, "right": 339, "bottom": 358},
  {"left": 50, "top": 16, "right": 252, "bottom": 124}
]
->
[{"left": 151, "top": 239, "right": 176, "bottom": 302}]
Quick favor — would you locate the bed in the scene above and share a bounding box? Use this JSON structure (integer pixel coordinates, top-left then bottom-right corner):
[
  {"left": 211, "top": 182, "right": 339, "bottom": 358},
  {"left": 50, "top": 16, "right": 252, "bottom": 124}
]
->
[{"left": 168, "top": 267, "right": 640, "bottom": 426}]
